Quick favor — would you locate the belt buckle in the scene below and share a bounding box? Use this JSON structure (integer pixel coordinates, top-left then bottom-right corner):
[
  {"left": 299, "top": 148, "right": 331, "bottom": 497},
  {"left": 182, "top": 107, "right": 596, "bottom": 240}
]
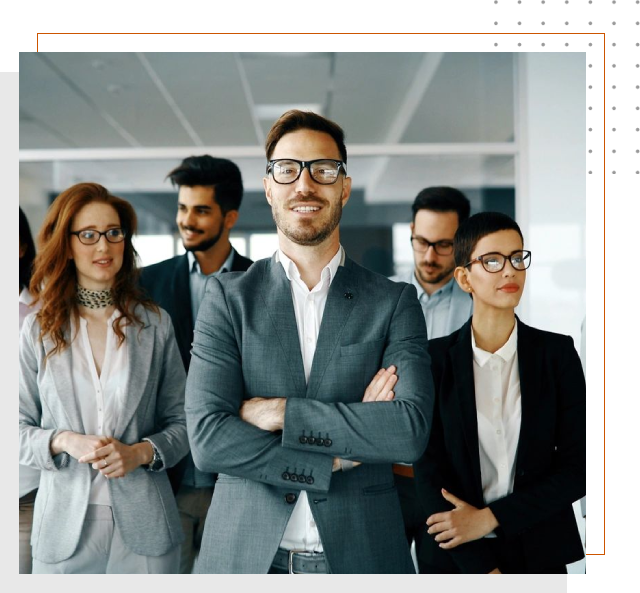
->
[{"left": 288, "top": 549, "right": 306, "bottom": 574}]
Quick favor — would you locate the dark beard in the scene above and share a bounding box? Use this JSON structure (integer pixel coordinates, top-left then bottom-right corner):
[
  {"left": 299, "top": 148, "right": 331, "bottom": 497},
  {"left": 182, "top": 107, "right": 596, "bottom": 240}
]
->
[
  {"left": 183, "top": 225, "right": 224, "bottom": 253},
  {"left": 272, "top": 199, "right": 342, "bottom": 247}
]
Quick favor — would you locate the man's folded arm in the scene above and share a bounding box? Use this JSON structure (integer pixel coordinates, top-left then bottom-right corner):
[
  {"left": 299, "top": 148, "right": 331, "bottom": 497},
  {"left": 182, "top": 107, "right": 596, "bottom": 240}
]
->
[
  {"left": 185, "top": 278, "right": 334, "bottom": 492},
  {"left": 282, "top": 283, "right": 435, "bottom": 464}
]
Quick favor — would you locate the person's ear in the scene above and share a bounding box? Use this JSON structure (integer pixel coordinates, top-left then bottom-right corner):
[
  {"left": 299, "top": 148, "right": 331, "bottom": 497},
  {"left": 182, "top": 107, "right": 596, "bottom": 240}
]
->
[
  {"left": 223, "top": 209, "right": 239, "bottom": 231},
  {"left": 340, "top": 175, "right": 352, "bottom": 208},
  {"left": 454, "top": 266, "right": 473, "bottom": 295},
  {"left": 263, "top": 177, "right": 272, "bottom": 206}
]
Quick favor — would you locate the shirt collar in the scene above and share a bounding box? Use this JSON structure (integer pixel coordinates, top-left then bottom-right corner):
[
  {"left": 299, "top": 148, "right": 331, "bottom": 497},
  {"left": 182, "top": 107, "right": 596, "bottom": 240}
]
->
[
  {"left": 411, "top": 272, "right": 455, "bottom": 301},
  {"left": 471, "top": 322, "right": 518, "bottom": 367},
  {"left": 187, "top": 247, "right": 235, "bottom": 276},
  {"left": 278, "top": 245, "right": 343, "bottom": 290}
]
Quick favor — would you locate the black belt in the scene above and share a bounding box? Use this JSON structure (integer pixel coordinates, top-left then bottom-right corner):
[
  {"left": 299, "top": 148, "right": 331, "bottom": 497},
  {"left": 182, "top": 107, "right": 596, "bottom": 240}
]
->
[{"left": 271, "top": 548, "right": 327, "bottom": 574}]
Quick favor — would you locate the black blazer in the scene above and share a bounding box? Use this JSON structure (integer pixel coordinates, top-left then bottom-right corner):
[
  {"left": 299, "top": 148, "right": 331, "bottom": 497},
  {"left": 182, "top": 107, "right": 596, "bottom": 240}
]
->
[
  {"left": 139, "top": 249, "right": 253, "bottom": 493},
  {"left": 414, "top": 317, "right": 586, "bottom": 573},
  {"left": 139, "top": 250, "right": 253, "bottom": 371}
]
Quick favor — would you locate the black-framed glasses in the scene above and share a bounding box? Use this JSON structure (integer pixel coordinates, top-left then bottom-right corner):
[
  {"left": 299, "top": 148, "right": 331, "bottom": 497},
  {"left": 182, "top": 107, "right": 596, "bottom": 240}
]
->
[
  {"left": 266, "top": 159, "right": 346, "bottom": 185},
  {"left": 70, "top": 228, "right": 126, "bottom": 245},
  {"left": 464, "top": 250, "right": 532, "bottom": 273},
  {"left": 410, "top": 236, "right": 454, "bottom": 256}
]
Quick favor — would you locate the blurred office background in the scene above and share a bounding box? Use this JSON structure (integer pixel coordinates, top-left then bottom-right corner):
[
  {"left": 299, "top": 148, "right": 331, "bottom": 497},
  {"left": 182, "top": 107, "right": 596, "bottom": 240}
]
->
[{"left": 19, "top": 51, "right": 586, "bottom": 571}]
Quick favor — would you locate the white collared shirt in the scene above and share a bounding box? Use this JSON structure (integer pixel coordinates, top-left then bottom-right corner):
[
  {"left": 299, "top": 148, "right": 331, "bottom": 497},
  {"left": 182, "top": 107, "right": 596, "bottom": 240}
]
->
[
  {"left": 471, "top": 323, "right": 521, "bottom": 536},
  {"left": 277, "top": 245, "right": 343, "bottom": 553},
  {"left": 70, "top": 310, "right": 129, "bottom": 505}
]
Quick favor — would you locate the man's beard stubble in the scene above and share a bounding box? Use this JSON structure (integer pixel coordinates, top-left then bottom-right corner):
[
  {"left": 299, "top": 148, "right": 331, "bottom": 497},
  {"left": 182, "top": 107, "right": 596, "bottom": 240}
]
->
[
  {"left": 271, "top": 197, "right": 343, "bottom": 247},
  {"left": 181, "top": 222, "right": 225, "bottom": 253},
  {"left": 416, "top": 261, "right": 455, "bottom": 286}
]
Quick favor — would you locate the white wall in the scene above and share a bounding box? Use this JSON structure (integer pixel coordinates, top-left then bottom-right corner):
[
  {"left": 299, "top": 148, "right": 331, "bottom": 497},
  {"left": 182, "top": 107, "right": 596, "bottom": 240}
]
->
[
  {"left": 516, "top": 53, "right": 586, "bottom": 347},
  {"left": 516, "top": 53, "right": 587, "bottom": 575}
]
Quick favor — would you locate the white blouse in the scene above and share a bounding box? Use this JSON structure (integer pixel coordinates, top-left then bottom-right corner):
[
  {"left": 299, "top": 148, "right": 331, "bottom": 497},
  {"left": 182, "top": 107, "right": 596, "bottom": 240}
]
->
[
  {"left": 471, "top": 324, "right": 522, "bottom": 537},
  {"left": 70, "top": 310, "right": 129, "bottom": 506}
]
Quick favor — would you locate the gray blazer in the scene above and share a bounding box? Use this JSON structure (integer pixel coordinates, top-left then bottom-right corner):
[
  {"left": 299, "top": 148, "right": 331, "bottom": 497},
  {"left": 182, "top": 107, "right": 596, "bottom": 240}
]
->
[
  {"left": 19, "top": 305, "right": 188, "bottom": 564},
  {"left": 390, "top": 269, "right": 473, "bottom": 339},
  {"left": 186, "top": 255, "right": 435, "bottom": 573}
]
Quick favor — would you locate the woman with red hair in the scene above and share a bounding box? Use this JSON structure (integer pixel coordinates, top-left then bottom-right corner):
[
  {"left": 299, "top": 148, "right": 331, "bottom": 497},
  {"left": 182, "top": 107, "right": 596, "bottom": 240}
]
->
[{"left": 19, "top": 183, "right": 188, "bottom": 573}]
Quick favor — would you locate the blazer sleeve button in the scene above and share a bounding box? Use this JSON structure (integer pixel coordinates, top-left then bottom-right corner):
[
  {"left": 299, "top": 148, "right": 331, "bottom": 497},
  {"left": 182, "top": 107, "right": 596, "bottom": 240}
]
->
[
  {"left": 298, "top": 475, "right": 307, "bottom": 484},
  {"left": 324, "top": 439, "right": 332, "bottom": 447},
  {"left": 307, "top": 437, "right": 316, "bottom": 445},
  {"left": 306, "top": 476, "right": 315, "bottom": 485},
  {"left": 290, "top": 474, "right": 298, "bottom": 482},
  {"left": 299, "top": 436, "right": 308, "bottom": 444},
  {"left": 316, "top": 438, "right": 324, "bottom": 446},
  {"left": 282, "top": 472, "right": 290, "bottom": 480}
]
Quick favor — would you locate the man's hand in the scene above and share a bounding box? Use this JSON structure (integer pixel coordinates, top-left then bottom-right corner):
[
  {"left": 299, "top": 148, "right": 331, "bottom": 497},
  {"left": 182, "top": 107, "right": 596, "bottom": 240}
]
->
[
  {"left": 78, "top": 437, "right": 153, "bottom": 479},
  {"left": 362, "top": 365, "right": 397, "bottom": 402},
  {"left": 239, "top": 397, "right": 286, "bottom": 431},
  {"left": 426, "top": 489, "right": 499, "bottom": 549},
  {"left": 488, "top": 568, "right": 502, "bottom": 574}
]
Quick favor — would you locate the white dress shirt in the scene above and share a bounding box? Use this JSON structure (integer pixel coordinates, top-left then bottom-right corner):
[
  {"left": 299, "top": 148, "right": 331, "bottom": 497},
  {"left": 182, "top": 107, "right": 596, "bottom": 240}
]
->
[
  {"left": 471, "top": 323, "right": 521, "bottom": 537},
  {"left": 277, "top": 245, "right": 343, "bottom": 553},
  {"left": 70, "top": 310, "right": 129, "bottom": 506}
]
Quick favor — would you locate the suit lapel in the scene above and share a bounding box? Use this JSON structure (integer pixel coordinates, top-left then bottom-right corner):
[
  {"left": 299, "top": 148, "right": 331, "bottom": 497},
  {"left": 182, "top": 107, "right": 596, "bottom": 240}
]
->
[
  {"left": 261, "top": 257, "right": 307, "bottom": 397},
  {"left": 450, "top": 321, "right": 484, "bottom": 497},
  {"left": 43, "top": 333, "right": 86, "bottom": 435},
  {"left": 306, "top": 259, "right": 358, "bottom": 400},
  {"left": 173, "top": 254, "right": 193, "bottom": 344},
  {"left": 114, "top": 307, "right": 155, "bottom": 439},
  {"left": 514, "top": 318, "right": 540, "bottom": 474}
]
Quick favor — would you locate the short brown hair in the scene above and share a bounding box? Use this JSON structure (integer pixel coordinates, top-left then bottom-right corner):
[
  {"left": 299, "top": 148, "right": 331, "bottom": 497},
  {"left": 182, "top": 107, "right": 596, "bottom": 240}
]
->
[{"left": 265, "top": 110, "right": 348, "bottom": 163}]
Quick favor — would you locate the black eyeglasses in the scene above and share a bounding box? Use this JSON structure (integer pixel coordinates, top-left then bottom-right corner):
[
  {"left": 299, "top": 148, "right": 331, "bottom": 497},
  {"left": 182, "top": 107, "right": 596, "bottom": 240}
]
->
[
  {"left": 464, "top": 250, "right": 532, "bottom": 273},
  {"left": 70, "top": 228, "right": 126, "bottom": 245},
  {"left": 266, "top": 159, "right": 346, "bottom": 185},
  {"left": 410, "top": 236, "right": 454, "bottom": 256}
]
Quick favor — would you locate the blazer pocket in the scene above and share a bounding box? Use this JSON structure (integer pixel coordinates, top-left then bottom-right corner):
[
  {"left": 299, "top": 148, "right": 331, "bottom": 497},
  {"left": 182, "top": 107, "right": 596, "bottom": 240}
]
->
[
  {"left": 340, "top": 338, "right": 385, "bottom": 358},
  {"left": 362, "top": 482, "right": 397, "bottom": 496}
]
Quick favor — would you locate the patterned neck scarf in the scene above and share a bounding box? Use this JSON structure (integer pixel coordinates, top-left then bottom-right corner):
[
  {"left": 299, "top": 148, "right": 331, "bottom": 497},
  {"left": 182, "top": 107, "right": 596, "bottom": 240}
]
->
[{"left": 76, "top": 285, "right": 114, "bottom": 309}]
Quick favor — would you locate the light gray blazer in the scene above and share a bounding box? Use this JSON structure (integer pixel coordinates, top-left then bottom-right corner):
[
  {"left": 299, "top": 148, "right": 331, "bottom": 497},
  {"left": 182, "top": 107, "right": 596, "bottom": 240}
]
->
[
  {"left": 19, "top": 305, "right": 188, "bottom": 564},
  {"left": 390, "top": 269, "right": 473, "bottom": 339},
  {"left": 186, "top": 255, "right": 435, "bottom": 573}
]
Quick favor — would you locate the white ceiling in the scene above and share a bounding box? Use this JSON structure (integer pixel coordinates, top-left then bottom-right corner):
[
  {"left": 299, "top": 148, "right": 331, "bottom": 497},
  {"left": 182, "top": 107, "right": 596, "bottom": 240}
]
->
[{"left": 19, "top": 52, "right": 516, "bottom": 201}]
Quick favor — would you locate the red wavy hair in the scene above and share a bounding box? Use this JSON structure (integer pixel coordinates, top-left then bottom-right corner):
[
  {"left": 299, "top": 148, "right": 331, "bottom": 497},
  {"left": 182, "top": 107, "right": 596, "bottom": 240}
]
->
[{"left": 30, "top": 182, "right": 157, "bottom": 357}]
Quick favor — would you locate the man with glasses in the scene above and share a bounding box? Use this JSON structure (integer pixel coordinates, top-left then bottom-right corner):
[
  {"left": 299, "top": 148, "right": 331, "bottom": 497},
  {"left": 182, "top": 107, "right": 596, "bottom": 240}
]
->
[
  {"left": 390, "top": 186, "right": 473, "bottom": 569},
  {"left": 139, "top": 155, "right": 253, "bottom": 573},
  {"left": 186, "top": 110, "right": 434, "bottom": 573}
]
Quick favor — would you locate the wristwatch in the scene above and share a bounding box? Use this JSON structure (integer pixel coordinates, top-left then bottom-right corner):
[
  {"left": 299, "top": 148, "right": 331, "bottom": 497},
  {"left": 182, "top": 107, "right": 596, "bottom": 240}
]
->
[{"left": 142, "top": 438, "right": 163, "bottom": 472}]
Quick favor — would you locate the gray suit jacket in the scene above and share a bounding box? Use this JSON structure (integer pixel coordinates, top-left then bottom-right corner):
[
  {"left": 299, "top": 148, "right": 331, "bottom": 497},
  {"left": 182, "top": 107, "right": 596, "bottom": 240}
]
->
[
  {"left": 19, "top": 305, "right": 188, "bottom": 564},
  {"left": 186, "top": 255, "right": 435, "bottom": 573},
  {"left": 390, "top": 269, "right": 473, "bottom": 339}
]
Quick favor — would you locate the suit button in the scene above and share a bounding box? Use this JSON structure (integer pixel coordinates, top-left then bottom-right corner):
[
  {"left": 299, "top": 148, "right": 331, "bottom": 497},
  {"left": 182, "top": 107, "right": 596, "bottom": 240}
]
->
[
  {"left": 324, "top": 439, "right": 332, "bottom": 447},
  {"left": 290, "top": 474, "right": 298, "bottom": 482},
  {"left": 306, "top": 476, "right": 315, "bottom": 485},
  {"left": 299, "top": 436, "right": 308, "bottom": 444},
  {"left": 308, "top": 437, "right": 316, "bottom": 445},
  {"left": 316, "top": 438, "right": 324, "bottom": 446},
  {"left": 282, "top": 472, "right": 290, "bottom": 480},
  {"left": 298, "top": 475, "right": 307, "bottom": 484},
  {"left": 285, "top": 493, "right": 297, "bottom": 504}
]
